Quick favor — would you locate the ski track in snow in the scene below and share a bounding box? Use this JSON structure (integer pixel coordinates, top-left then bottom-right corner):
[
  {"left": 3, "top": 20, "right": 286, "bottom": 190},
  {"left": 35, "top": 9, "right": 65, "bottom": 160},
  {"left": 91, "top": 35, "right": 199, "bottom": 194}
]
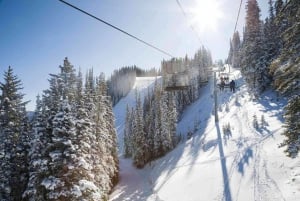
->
[
  {"left": 253, "top": 142, "right": 286, "bottom": 201},
  {"left": 110, "top": 69, "right": 298, "bottom": 201}
]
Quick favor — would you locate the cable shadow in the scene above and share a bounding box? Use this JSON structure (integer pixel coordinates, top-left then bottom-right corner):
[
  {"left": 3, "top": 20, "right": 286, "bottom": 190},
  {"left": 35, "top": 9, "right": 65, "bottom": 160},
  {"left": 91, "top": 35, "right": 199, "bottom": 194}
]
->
[{"left": 216, "top": 122, "right": 232, "bottom": 201}]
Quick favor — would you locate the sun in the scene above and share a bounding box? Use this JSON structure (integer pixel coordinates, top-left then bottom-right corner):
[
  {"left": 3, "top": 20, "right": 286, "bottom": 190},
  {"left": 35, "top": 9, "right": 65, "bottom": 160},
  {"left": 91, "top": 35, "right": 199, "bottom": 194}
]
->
[{"left": 188, "top": 0, "right": 223, "bottom": 33}]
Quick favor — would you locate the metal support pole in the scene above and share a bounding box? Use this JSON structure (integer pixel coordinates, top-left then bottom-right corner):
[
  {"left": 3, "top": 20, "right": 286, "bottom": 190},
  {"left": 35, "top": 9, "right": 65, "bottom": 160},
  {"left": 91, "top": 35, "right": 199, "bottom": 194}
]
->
[{"left": 214, "top": 71, "right": 218, "bottom": 122}]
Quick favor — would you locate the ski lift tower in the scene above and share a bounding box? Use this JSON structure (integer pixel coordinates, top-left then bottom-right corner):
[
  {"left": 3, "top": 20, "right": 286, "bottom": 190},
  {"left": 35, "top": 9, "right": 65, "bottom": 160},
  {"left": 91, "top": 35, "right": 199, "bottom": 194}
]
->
[{"left": 162, "top": 59, "right": 190, "bottom": 91}]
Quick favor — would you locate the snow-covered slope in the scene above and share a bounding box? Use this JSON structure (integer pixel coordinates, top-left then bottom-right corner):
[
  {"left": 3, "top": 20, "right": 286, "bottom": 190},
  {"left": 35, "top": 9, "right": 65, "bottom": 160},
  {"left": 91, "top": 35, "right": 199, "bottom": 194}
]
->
[{"left": 110, "top": 70, "right": 300, "bottom": 201}]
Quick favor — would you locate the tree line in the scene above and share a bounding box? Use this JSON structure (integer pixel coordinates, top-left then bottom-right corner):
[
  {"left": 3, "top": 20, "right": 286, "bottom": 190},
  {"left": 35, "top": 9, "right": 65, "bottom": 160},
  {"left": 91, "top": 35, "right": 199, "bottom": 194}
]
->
[
  {"left": 0, "top": 58, "right": 118, "bottom": 200},
  {"left": 227, "top": 0, "right": 299, "bottom": 157}
]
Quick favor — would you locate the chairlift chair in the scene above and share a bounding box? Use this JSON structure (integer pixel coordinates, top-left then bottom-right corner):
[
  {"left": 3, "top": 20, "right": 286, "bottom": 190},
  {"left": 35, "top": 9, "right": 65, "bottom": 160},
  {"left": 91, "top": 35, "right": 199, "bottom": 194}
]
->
[
  {"left": 164, "top": 72, "right": 190, "bottom": 91},
  {"left": 162, "top": 62, "right": 190, "bottom": 91}
]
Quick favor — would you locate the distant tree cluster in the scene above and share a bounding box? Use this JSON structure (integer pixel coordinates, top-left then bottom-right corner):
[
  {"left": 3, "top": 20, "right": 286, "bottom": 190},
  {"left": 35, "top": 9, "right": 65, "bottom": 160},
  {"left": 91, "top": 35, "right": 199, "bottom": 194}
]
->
[
  {"left": 0, "top": 58, "right": 119, "bottom": 201},
  {"left": 227, "top": 0, "right": 299, "bottom": 157},
  {"left": 124, "top": 47, "right": 212, "bottom": 168},
  {"left": 107, "top": 66, "right": 159, "bottom": 105},
  {"left": 124, "top": 82, "right": 177, "bottom": 168}
]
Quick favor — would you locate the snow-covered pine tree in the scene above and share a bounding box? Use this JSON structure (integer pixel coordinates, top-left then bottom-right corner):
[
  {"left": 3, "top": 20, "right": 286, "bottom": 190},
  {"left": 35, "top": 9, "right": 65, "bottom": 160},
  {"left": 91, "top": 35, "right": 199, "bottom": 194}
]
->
[
  {"left": 241, "top": 0, "right": 270, "bottom": 93},
  {"left": 123, "top": 105, "right": 133, "bottom": 158},
  {"left": 232, "top": 31, "right": 241, "bottom": 68},
  {"left": 0, "top": 66, "right": 29, "bottom": 201},
  {"left": 75, "top": 69, "right": 84, "bottom": 110},
  {"left": 227, "top": 39, "right": 233, "bottom": 66},
  {"left": 95, "top": 73, "right": 119, "bottom": 186},
  {"left": 269, "top": 0, "right": 300, "bottom": 96},
  {"left": 83, "top": 69, "right": 114, "bottom": 198},
  {"left": 75, "top": 104, "right": 106, "bottom": 200},
  {"left": 43, "top": 101, "right": 78, "bottom": 200},
  {"left": 228, "top": 31, "right": 241, "bottom": 68},
  {"left": 160, "top": 92, "right": 173, "bottom": 153},
  {"left": 252, "top": 114, "right": 259, "bottom": 129},
  {"left": 153, "top": 83, "right": 163, "bottom": 158},
  {"left": 143, "top": 88, "right": 156, "bottom": 160},
  {"left": 82, "top": 70, "right": 113, "bottom": 199},
  {"left": 23, "top": 95, "right": 51, "bottom": 201},
  {"left": 281, "top": 95, "right": 300, "bottom": 157},
  {"left": 273, "top": 0, "right": 285, "bottom": 53},
  {"left": 24, "top": 62, "right": 68, "bottom": 200},
  {"left": 29, "top": 58, "right": 98, "bottom": 200},
  {"left": 132, "top": 94, "right": 148, "bottom": 168},
  {"left": 168, "top": 93, "right": 178, "bottom": 147},
  {"left": 25, "top": 59, "right": 119, "bottom": 200},
  {"left": 145, "top": 106, "right": 155, "bottom": 160},
  {"left": 59, "top": 57, "right": 77, "bottom": 105},
  {"left": 264, "top": 0, "right": 279, "bottom": 64}
]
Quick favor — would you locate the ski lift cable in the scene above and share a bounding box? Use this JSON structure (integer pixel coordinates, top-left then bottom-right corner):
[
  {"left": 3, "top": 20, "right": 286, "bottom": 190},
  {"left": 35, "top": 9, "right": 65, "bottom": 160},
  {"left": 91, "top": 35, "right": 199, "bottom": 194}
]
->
[
  {"left": 233, "top": 0, "right": 243, "bottom": 34},
  {"left": 58, "top": 0, "right": 175, "bottom": 58},
  {"left": 176, "top": 0, "right": 203, "bottom": 45}
]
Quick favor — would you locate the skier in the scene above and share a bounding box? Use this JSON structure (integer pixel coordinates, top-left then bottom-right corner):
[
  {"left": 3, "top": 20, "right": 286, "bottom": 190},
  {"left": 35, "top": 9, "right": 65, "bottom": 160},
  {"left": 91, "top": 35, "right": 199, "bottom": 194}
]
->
[
  {"left": 230, "top": 80, "right": 236, "bottom": 92},
  {"left": 220, "top": 80, "right": 225, "bottom": 91}
]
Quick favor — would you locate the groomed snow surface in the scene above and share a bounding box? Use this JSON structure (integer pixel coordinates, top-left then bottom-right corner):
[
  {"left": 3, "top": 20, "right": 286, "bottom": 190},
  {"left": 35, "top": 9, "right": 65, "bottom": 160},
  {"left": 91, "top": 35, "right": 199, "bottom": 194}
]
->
[{"left": 110, "top": 70, "right": 300, "bottom": 201}]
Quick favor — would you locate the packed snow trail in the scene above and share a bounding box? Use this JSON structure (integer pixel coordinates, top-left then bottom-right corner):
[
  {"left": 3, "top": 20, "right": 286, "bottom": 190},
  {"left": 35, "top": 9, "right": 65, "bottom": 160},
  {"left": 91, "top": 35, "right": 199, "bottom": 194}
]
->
[{"left": 110, "top": 69, "right": 300, "bottom": 201}]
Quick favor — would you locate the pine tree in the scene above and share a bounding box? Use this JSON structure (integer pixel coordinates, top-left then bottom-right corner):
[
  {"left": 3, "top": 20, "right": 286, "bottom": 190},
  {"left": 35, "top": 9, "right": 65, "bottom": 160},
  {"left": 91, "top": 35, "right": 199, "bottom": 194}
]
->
[
  {"left": 143, "top": 91, "right": 155, "bottom": 160},
  {"left": 75, "top": 69, "right": 84, "bottom": 110},
  {"left": 281, "top": 95, "right": 300, "bottom": 157},
  {"left": 241, "top": 0, "right": 270, "bottom": 93},
  {"left": 252, "top": 114, "right": 259, "bottom": 129},
  {"left": 227, "top": 39, "right": 233, "bottom": 66},
  {"left": 132, "top": 94, "right": 148, "bottom": 168},
  {"left": 153, "top": 85, "right": 163, "bottom": 158},
  {"left": 160, "top": 92, "right": 173, "bottom": 153},
  {"left": 23, "top": 95, "right": 51, "bottom": 201},
  {"left": 264, "top": 0, "right": 280, "bottom": 63},
  {"left": 269, "top": 0, "right": 300, "bottom": 96},
  {"left": 168, "top": 93, "right": 178, "bottom": 147},
  {"left": 228, "top": 31, "right": 241, "bottom": 68},
  {"left": 0, "top": 66, "right": 29, "bottom": 201},
  {"left": 123, "top": 105, "right": 133, "bottom": 158},
  {"left": 25, "top": 59, "right": 119, "bottom": 200},
  {"left": 95, "top": 73, "right": 119, "bottom": 186},
  {"left": 275, "top": 0, "right": 284, "bottom": 15}
]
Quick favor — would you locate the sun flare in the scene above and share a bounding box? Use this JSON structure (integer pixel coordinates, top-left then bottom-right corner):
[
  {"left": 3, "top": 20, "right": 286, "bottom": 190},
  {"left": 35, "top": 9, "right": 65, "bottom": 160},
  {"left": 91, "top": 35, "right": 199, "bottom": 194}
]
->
[{"left": 189, "top": 0, "right": 223, "bottom": 32}]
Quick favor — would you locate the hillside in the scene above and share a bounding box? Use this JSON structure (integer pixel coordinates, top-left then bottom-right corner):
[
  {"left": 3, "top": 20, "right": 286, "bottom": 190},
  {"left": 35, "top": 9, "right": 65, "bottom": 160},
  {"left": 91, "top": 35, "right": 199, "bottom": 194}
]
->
[{"left": 110, "top": 69, "right": 300, "bottom": 201}]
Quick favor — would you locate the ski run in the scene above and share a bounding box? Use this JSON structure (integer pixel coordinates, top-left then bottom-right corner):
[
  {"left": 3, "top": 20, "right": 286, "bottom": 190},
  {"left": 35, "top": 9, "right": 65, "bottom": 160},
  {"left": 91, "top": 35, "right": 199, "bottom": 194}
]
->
[{"left": 110, "top": 68, "right": 299, "bottom": 201}]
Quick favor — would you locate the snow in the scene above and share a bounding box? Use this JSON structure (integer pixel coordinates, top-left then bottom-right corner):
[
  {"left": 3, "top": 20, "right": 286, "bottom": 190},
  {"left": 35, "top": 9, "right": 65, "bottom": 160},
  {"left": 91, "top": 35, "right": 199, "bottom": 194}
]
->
[
  {"left": 109, "top": 69, "right": 299, "bottom": 201},
  {"left": 78, "top": 158, "right": 90, "bottom": 170},
  {"left": 78, "top": 180, "right": 102, "bottom": 200},
  {"left": 71, "top": 185, "right": 82, "bottom": 197},
  {"left": 41, "top": 176, "right": 64, "bottom": 190}
]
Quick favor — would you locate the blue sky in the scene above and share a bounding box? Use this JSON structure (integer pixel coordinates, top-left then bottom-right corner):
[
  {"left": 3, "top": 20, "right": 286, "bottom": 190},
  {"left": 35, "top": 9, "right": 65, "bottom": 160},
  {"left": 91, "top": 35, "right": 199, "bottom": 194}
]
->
[{"left": 0, "top": 0, "right": 268, "bottom": 110}]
